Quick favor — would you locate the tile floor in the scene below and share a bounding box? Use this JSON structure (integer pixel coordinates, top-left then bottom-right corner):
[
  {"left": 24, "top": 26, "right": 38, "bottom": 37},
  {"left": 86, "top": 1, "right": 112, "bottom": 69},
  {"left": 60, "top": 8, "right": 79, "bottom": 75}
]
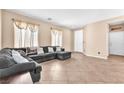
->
[{"left": 36, "top": 53, "right": 124, "bottom": 84}]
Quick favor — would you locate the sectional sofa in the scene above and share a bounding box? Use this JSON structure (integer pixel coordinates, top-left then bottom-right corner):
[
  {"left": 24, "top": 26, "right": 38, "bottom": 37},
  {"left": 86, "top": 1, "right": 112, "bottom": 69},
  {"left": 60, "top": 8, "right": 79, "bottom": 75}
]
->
[
  {"left": 0, "top": 46, "right": 71, "bottom": 83},
  {"left": 27, "top": 46, "right": 71, "bottom": 63}
]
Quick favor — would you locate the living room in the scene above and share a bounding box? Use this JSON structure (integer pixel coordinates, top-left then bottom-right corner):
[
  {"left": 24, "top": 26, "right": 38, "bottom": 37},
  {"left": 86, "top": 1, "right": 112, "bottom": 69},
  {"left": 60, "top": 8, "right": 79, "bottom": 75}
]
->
[{"left": 0, "top": 9, "right": 124, "bottom": 84}]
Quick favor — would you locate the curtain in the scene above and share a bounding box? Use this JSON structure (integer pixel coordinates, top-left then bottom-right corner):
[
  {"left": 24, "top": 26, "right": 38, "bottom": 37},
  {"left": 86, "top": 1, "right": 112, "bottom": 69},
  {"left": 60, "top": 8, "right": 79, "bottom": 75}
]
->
[
  {"left": 51, "top": 29, "right": 62, "bottom": 46},
  {"left": 28, "top": 24, "right": 39, "bottom": 47},
  {"left": 13, "top": 20, "right": 39, "bottom": 48},
  {"left": 14, "top": 21, "right": 27, "bottom": 30}
]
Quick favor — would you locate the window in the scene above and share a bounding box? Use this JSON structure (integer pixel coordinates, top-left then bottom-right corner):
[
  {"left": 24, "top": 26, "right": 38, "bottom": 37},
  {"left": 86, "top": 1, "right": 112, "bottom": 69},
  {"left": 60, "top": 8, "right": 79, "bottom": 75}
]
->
[
  {"left": 51, "top": 29, "right": 62, "bottom": 46},
  {"left": 13, "top": 20, "right": 38, "bottom": 48}
]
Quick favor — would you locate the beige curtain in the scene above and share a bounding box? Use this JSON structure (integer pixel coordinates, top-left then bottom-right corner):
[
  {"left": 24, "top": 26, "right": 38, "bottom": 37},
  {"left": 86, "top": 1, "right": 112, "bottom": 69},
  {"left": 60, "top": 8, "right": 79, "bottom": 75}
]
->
[
  {"left": 14, "top": 21, "right": 27, "bottom": 30},
  {"left": 51, "top": 29, "right": 62, "bottom": 46},
  {"left": 28, "top": 24, "right": 39, "bottom": 32},
  {"left": 13, "top": 20, "right": 39, "bottom": 48},
  {"left": 28, "top": 24, "right": 39, "bottom": 47},
  {"left": 14, "top": 21, "right": 27, "bottom": 47}
]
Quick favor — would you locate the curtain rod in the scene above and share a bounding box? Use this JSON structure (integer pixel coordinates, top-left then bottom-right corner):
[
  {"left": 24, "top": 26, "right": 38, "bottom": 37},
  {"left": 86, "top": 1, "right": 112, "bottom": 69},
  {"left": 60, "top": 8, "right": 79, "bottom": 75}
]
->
[
  {"left": 50, "top": 27, "right": 62, "bottom": 31},
  {"left": 12, "top": 18, "right": 40, "bottom": 26}
]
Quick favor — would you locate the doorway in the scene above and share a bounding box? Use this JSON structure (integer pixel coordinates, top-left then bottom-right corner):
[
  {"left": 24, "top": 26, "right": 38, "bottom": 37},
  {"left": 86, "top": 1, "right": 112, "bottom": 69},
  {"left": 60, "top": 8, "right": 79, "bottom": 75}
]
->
[
  {"left": 109, "top": 31, "right": 124, "bottom": 56},
  {"left": 74, "top": 30, "right": 83, "bottom": 53},
  {"left": 108, "top": 24, "right": 124, "bottom": 63}
]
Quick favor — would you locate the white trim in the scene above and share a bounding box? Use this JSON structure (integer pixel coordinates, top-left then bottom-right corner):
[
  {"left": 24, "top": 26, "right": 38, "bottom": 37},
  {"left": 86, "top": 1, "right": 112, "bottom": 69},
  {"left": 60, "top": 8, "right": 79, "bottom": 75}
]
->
[
  {"left": 74, "top": 30, "right": 83, "bottom": 52},
  {"left": 85, "top": 54, "right": 108, "bottom": 59},
  {"left": 72, "top": 51, "right": 84, "bottom": 54}
]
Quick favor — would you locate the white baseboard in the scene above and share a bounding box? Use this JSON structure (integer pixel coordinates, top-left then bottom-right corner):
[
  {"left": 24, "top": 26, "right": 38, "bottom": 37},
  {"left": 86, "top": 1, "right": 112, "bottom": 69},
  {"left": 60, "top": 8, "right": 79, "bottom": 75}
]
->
[
  {"left": 72, "top": 52, "right": 108, "bottom": 59},
  {"left": 85, "top": 54, "right": 108, "bottom": 59}
]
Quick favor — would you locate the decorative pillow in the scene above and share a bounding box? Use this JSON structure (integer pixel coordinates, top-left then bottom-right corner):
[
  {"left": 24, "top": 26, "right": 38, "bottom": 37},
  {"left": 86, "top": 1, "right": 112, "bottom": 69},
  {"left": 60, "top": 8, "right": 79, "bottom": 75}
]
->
[
  {"left": 26, "top": 47, "right": 37, "bottom": 54},
  {"left": 56, "top": 47, "right": 61, "bottom": 52},
  {"left": 12, "top": 50, "right": 29, "bottom": 63},
  {"left": 37, "top": 48, "right": 44, "bottom": 54},
  {"left": 17, "top": 50, "right": 27, "bottom": 57},
  {"left": 48, "top": 47, "right": 54, "bottom": 53},
  {"left": 0, "top": 55, "right": 16, "bottom": 69}
]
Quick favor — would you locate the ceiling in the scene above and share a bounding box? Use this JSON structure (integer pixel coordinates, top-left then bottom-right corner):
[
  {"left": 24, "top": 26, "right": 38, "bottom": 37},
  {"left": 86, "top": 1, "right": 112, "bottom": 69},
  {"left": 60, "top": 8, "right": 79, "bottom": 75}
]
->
[{"left": 6, "top": 9, "right": 124, "bottom": 30}]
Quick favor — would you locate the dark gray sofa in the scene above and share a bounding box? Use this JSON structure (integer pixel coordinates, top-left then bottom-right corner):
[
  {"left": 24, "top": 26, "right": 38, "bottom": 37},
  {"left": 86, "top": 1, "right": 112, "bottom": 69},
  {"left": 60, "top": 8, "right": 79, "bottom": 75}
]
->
[
  {"left": 0, "top": 46, "right": 71, "bottom": 83},
  {"left": 8, "top": 46, "right": 71, "bottom": 63},
  {"left": 29, "top": 52, "right": 57, "bottom": 63},
  {"left": 28, "top": 46, "right": 66, "bottom": 63},
  {"left": 0, "top": 48, "right": 42, "bottom": 83}
]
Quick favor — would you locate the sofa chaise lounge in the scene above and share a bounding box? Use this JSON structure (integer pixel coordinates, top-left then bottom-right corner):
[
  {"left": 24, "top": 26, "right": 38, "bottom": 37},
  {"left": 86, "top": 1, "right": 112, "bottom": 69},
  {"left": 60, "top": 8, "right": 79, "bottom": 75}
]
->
[{"left": 27, "top": 46, "right": 71, "bottom": 63}]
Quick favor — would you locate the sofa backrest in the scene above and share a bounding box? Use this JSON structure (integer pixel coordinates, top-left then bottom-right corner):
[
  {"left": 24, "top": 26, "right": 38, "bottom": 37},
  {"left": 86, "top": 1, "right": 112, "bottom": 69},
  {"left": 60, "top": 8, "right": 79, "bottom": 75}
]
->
[
  {"left": 40, "top": 46, "right": 60, "bottom": 53},
  {"left": 0, "top": 48, "right": 16, "bottom": 69},
  {"left": 5, "top": 46, "right": 64, "bottom": 55},
  {"left": 41, "top": 46, "right": 49, "bottom": 53},
  {"left": 9, "top": 48, "right": 27, "bottom": 53}
]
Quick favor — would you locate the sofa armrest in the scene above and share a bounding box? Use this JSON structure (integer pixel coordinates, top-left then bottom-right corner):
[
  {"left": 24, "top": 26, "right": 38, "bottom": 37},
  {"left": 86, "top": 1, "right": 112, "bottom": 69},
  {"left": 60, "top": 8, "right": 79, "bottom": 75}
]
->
[
  {"left": 0, "top": 62, "right": 35, "bottom": 78},
  {"left": 29, "top": 61, "right": 42, "bottom": 83},
  {"left": 30, "top": 60, "right": 42, "bottom": 73}
]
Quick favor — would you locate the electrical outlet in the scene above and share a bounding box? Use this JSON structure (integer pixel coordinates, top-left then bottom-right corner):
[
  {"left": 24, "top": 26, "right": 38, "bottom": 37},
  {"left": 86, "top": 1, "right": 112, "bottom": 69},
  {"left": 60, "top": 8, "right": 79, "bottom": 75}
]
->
[{"left": 98, "top": 52, "right": 100, "bottom": 54}]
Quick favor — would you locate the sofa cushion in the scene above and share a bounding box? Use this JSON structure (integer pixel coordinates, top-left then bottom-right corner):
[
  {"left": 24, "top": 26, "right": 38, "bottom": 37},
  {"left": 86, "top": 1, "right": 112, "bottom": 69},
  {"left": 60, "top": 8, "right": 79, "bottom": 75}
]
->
[
  {"left": 48, "top": 47, "right": 54, "bottom": 53},
  {"left": 27, "top": 47, "right": 37, "bottom": 55},
  {"left": 9, "top": 48, "right": 27, "bottom": 53},
  {"left": 29, "top": 52, "right": 56, "bottom": 61},
  {"left": 17, "top": 50, "right": 27, "bottom": 57},
  {"left": 37, "top": 48, "right": 44, "bottom": 54},
  {"left": 29, "top": 53, "right": 48, "bottom": 60},
  {"left": 41, "top": 46, "right": 48, "bottom": 53},
  {"left": 0, "top": 55, "right": 16, "bottom": 69},
  {"left": 56, "top": 47, "right": 61, "bottom": 52},
  {"left": 12, "top": 50, "right": 29, "bottom": 63}
]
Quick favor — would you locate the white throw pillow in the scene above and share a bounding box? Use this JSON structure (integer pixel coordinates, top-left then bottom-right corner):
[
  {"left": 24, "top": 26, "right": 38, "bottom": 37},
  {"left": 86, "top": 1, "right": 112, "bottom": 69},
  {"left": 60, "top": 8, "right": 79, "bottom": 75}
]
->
[
  {"left": 12, "top": 50, "right": 29, "bottom": 63},
  {"left": 12, "top": 50, "right": 21, "bottom": 56},
  {"left": 56, "top": 47, "right": 61, "bottom": 52},
  {"left": 48, "top": 47, "right": 54, "bottom": 53},
  {"left": 37, "top": 48, "right": 44, "bottom": 54}
]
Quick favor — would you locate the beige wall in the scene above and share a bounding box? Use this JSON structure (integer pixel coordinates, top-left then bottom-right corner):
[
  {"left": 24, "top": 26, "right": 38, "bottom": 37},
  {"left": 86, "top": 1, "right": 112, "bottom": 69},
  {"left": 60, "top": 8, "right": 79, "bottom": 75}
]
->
[
  {"left": 3, "top": 10, "right": 122, "bottom": 59},
  {"left": 71, "top": 31, "right": 74, "bottom": 51},
  {"left": 63, "top": 29, "right": 73, "bottom": 51},
  {"left": 1, "top": 10, "right": 73, "bottom": 51},
  {"left": 83, "top": 16, "right": 124, "bottom": 59},
  {"left": 83, "top": 22, "right": 109, "bottom": 59}
]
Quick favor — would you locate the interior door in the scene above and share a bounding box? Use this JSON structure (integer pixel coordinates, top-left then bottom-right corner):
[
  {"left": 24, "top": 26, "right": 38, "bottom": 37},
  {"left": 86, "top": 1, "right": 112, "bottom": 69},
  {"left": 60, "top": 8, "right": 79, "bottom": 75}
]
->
[
  {"left": 74, "top": 30, "right": 83, "bottom": 52},
  {"left": 109, "top": 31, "right": 124, "bottom": 56}
]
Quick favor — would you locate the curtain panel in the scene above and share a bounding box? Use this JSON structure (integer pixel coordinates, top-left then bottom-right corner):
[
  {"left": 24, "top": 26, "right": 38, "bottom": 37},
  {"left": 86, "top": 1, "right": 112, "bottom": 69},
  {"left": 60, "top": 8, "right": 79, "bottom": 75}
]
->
[
  {"left": 51, "top": 29, "right": 62, "bottom": 46},
  {"left": 13, "top": 20, "right": 39, "bottom": 48},
  {"left": 14, "top": 21, "right": 27, "bottom": 30}
]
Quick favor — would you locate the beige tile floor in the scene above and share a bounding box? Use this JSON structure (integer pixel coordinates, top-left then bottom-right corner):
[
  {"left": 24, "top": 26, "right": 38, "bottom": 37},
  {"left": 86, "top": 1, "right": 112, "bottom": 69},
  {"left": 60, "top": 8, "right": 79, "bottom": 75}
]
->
[{"left": 37, "top": 53, "right": 124, "bottom": 84}]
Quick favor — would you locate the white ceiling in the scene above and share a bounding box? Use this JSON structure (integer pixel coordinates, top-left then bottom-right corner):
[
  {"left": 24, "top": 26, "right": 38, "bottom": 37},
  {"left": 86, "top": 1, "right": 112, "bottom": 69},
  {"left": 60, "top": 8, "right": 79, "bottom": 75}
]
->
[{"left": 6, "top": 9, "right": 124, "bottom": 30}]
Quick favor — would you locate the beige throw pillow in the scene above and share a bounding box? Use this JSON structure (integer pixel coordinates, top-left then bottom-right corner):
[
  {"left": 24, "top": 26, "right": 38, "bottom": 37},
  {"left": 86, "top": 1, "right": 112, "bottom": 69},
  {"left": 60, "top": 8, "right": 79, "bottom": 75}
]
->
[
  {"left": 56, "top": 47, "right": 61, "bottom": 52},
  {"left": 48, "top": 47, "right": 54, "bottom": 53},
  {"left": 37, "top": 48, "right": 44, "bottom": 54}
]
